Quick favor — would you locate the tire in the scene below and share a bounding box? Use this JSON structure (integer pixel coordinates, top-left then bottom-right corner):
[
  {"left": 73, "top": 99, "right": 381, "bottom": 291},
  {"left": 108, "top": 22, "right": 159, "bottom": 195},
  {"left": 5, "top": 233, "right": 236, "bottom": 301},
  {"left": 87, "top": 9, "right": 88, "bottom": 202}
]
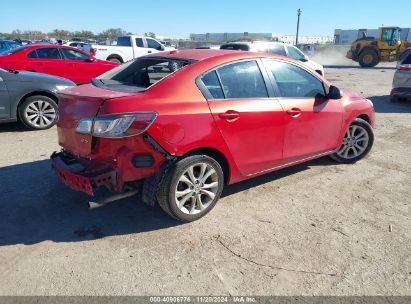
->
[
  {"left": 168, "top": 61, "right": 180, "bottom": 72},
  {"left": 359, "top": 49, "right": 379, "bottom": 68},
  {"left": 329, "top": 118, "right": 374, "bottom": 164},
  {"left": 107, "top": 57, "right": 122, "bottom": 64},
  {"left": 18, "top": 95, "right": 58, "bottom": 130},
  {"left": 156, "top": 155, "right": 224, "bottom": 222}
]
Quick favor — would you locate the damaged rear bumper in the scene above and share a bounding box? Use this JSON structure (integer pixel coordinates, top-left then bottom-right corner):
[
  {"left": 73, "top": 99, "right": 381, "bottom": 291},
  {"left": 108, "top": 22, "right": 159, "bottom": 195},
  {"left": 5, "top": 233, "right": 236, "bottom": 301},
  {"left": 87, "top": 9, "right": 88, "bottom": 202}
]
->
[{"left": 51, "top": 151, "right": 117, "bottom": 196}]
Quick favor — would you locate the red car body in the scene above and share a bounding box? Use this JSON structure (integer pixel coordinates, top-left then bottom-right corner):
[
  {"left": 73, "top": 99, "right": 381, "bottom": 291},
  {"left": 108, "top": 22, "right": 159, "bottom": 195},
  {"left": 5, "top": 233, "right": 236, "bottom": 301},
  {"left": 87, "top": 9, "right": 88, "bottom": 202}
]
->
[
  {"left": 51, "top": 50, "right": 375, "bottom": 217},
  {"left": 0, "top": 44, "right": 118, "bottom": 84}
]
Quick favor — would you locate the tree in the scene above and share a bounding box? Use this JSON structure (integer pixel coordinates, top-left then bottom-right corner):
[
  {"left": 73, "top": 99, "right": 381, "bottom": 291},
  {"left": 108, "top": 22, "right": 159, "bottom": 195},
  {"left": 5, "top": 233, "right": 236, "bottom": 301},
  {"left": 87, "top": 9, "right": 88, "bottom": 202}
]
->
[
  {"left": 99, "top": 28, "right": 127, "bottom": 39},
  {"left": 145, "top": 32, "right": 156, "bottom": 38}
]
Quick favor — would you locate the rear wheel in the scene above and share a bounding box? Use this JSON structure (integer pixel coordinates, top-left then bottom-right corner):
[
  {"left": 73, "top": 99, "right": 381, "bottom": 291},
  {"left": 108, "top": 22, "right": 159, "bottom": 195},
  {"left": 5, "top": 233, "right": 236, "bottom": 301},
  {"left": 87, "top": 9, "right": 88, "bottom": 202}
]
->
[
  {"left": 107, "top": 57, "right": 122, "bottom": 64},
  {"left": 359, "top": 50, "right": 379, "bottom": 67},
  {"left": 156, "top": 155, "right": 224, "bottom": 222},
  {"left": 18, "top": 95, "right": 58, "bottom": 130},
  {"left": 330, "top": 118, "right": 374, "bottom": 164}
]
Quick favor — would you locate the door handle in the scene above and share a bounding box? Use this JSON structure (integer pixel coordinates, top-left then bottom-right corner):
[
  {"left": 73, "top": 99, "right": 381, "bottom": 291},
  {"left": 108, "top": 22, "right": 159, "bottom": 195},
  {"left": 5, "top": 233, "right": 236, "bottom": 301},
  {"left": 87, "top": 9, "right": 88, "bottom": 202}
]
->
[
  {"left": 147, "top": 51, "right": 152, "bottom": 53},
  {"left": 219, "top": 110, "right": 240, "bottom": 121},
  {"left": 287, "top": 108, "right": 302, "bottom": 117}
]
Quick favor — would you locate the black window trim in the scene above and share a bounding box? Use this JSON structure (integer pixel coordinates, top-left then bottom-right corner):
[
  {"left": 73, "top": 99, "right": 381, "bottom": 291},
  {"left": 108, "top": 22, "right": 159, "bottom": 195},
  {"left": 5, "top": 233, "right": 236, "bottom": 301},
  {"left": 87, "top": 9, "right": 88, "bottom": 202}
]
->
[
  {"left": 261, "top": 58, "right": 328, "bottom": 99},
  {"left": 196, "top": 58, "right": 276, "bottom": 101}
]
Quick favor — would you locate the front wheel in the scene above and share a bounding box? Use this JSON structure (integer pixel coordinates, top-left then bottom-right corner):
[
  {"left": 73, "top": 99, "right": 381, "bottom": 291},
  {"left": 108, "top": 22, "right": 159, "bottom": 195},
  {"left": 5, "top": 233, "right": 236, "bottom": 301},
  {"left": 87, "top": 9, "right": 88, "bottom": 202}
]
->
[
  {"left": 18, "top": 95, "right": 58, "bottom": 130},
  {"left": 330, "top": 118, "right": 374, "bottom": 164},
  {"left": 359, "top": 50, "right": 379, "bottom": 68},
  {"left": 156, "top": 155, "right": 224, "bottom": 222}
]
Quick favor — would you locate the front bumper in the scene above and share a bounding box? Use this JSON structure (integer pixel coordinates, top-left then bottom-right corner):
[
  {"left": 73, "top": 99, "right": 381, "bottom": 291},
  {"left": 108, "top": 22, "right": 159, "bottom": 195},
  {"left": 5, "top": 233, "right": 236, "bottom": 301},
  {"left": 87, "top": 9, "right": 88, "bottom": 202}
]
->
[{"left": 51, "top": 151, "right": 116, "bottom": 196}]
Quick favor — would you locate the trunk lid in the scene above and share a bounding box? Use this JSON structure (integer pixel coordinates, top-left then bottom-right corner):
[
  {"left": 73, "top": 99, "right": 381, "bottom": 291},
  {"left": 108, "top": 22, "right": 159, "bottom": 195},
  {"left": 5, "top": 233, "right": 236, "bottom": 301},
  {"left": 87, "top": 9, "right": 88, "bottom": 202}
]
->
[{"left": 57, "top": 84, "right": 134, "bottom": 157}]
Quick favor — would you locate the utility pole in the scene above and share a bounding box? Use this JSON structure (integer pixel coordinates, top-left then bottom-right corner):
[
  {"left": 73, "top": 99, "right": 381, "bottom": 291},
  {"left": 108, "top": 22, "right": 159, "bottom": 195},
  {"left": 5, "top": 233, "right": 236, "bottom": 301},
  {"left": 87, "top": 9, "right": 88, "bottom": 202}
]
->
[{"left": 296, "top": 8, "right": 302, "bottom": 45}]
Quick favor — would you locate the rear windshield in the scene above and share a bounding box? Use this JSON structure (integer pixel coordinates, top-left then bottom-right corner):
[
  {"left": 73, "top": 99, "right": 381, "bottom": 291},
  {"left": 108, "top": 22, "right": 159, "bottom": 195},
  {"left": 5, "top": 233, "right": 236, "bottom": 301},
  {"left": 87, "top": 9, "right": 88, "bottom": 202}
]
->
[
  {"left": 401, "top": 51, "right": 411, "bottom": 64},
  {"left": 220, "top": 44, "right": 250, "bottom": 51},
  {"left": 92, "top": 57, "right": 194, "bottom": 92},
  {"left": 0, "top": 45, "right": 27, "bottom": 55}
]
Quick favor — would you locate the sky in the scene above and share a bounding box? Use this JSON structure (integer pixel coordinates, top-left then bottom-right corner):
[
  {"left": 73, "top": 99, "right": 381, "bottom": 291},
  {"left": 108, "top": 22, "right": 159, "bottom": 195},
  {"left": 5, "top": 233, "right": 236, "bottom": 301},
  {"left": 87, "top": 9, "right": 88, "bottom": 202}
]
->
[{"left": 2, "top": 0, "right": 410, "bottom": 38}]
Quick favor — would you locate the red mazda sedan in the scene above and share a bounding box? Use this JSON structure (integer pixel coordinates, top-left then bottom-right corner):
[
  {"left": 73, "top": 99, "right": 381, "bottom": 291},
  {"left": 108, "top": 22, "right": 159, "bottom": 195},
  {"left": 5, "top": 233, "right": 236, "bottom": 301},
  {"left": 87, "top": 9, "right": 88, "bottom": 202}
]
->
[
  {"left": 0, "top": 44, "right": 118, "bottom": 84},
  {"left": 51, "top": 50, "right": 375, "bottom": 222}
]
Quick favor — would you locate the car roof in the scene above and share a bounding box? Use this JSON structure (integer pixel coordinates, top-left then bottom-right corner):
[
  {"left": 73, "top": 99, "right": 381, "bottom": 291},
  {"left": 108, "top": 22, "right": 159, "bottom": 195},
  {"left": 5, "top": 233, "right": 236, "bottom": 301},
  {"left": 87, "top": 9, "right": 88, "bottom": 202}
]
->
[
  {"left": 146, "top": 49, "right": 287, "bottom": 62},
  {"left": 221, "top": 41, "right": 288, "bottom": 46}
]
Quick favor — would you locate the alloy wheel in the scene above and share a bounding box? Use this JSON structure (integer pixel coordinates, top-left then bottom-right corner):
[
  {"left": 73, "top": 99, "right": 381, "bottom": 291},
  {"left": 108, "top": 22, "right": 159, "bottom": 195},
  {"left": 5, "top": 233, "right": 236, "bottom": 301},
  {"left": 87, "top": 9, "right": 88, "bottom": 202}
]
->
[
  {"left": 174, "top": 163, "right": 219, "bottom": 215},
  {"left": 337, "top": 125, "right": 369, "bottom": 160},
  {"left": 24, "top": 99, "right": 57, "bottom": 129}
]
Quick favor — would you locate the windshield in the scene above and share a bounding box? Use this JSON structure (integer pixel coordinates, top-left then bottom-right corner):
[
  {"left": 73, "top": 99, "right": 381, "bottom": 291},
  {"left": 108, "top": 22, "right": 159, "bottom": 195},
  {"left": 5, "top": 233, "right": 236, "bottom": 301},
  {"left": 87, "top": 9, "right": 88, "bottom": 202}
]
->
[
  {"left": 286, "top": 45, "right": 306, "bottom": 61},
  {"left": 93, "top": 57, "right": 194, "bottom": 92},
  {"left": 0, "top": 45, "right": 27, "bottom": 55}
]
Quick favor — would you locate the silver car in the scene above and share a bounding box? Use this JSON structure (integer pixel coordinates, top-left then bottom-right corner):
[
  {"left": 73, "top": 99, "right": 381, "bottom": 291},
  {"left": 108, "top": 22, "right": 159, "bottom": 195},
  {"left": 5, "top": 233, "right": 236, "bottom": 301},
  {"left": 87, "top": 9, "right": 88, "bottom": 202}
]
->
[
  {"left": 0, "top": 68, "right": 75, "bottom": 130},
  {"left": 391, "top": 48, "right": 411, "bottom": 101},
  {"left": 220, "top": 41, "right": 325, "bottom": 76}
]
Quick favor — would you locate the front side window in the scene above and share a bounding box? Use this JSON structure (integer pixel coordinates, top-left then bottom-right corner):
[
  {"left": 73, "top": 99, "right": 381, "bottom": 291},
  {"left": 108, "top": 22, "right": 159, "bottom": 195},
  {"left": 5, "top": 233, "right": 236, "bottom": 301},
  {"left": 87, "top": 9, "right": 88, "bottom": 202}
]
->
[
  {"left": 61, "top": 49, "right": 89, "bottom": 60},
  {"left": 35, "top": 48, "right": 62, "bottom": 59},
  {"left": 216, "top": 60, "right": 268, "bottom": 99},
  {"left": 266, "top": 60, "right": 325, "bottom": 98},
  {"left": 200, "top": 71, "right": 224, "bottom": 99},
  {"left": 286, "top": 46, "right": 306, "bottom": 61},
  {"left": 147, "top": 39, "right": 162, "bottom": 50}
]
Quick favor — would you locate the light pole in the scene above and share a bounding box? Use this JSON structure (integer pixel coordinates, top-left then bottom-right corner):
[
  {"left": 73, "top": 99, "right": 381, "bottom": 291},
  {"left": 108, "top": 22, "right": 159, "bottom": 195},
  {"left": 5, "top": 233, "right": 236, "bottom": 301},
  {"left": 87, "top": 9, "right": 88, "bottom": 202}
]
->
[{"left": 296, "top": 8, "right": 302, "bottom": 45}]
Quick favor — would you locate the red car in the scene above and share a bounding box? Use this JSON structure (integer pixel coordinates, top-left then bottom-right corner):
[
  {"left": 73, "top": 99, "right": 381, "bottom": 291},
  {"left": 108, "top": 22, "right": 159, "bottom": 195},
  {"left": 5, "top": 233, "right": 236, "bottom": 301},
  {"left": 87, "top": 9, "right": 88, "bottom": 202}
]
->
[
  {"left": 51, "top": 50, "right": 375, "bottom": 222},
  {"left": 0, "top": 44, "right": 118, "bottom": 84}
]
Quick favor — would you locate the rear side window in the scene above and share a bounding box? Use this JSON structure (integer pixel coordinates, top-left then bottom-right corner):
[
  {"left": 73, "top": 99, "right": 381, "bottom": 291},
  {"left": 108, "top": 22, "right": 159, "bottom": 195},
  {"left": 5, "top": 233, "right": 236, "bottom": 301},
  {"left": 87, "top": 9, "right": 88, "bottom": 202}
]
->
[
  {"left": 27, "top": 50, "right": 38, "bottom": 58},
  {"left": 266, "top": 60, "right": 325, "bottom": 98},
  {"left": 200, "top": 71, "right": 224, "bottom": 99},
  {"left": 117, "top": 36, "right": 132, "bottom": 47},
  {"left": 35, "top": 48, "right": 62, "bottom": 59},
  {"left": 135, "top": 38, "right": 144, "bottom": 47},
  {"left": 216, "top": 61, "right": 268, "bottom": 99}
]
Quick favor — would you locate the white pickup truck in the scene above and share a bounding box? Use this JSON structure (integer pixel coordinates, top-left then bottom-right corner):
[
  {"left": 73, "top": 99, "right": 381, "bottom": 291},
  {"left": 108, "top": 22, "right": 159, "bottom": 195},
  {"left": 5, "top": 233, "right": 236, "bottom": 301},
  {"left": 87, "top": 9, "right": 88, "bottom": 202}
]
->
[{"left": 92, "top": 35, "right": 175, "bottom": 63}]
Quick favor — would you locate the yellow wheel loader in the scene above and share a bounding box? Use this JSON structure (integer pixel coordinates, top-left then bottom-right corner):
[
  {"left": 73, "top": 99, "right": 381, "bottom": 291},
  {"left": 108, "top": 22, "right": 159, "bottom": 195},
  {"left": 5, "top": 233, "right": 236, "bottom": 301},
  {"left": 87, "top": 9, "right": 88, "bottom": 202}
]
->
[{"left": 346, "top": 27, "right": 409, "bottom": 67}]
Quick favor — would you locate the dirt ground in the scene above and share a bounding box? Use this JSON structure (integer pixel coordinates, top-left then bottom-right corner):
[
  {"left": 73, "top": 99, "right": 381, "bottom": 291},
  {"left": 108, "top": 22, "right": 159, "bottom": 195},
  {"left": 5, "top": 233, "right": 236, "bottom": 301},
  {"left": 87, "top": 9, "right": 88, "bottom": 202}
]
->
[{"left": 0, "top": 63, "right": 410, "bottom": 296}]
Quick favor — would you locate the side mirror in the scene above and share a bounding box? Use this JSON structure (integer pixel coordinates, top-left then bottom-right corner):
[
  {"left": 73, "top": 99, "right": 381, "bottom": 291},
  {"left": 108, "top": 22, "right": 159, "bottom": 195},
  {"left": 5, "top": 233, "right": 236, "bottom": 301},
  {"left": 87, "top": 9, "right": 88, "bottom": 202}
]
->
[
  {"left": 160, "top": 45, "right": 165, "bottom": 51},
  {"left": 299, "top": 55, "right": 309, "bottom": 62},
  {"left": 327, "top": 85, "right": 343, "bottom": 99},
  {"left": 86, "top": 57, "right": 96, "bottom": 62}
]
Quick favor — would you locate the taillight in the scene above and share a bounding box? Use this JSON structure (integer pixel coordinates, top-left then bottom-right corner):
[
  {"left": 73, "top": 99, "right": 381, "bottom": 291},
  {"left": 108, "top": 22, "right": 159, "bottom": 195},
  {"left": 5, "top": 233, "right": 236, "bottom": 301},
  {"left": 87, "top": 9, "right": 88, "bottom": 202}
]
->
[
  {"left": 398, "top": 65, "right": 411, "bottom": 71},
  {"left": 90, "top": 48, "right": 97, "bottom": 56},
  {"left": 76, "top": 112, "right": 157, "bottom": 138}
]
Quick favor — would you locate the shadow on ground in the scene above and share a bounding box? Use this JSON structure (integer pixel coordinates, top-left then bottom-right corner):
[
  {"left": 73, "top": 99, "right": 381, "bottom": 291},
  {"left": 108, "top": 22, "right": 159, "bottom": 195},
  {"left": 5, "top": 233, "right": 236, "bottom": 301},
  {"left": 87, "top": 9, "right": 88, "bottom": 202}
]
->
[
  {"left": 0, "top": 157, "right": 332, "bottom": 246},
  {"left": 0, "top": 122, "right": 35, "bottom": 133},
  {"left": 368, "top": 95, "right": 411, "bottom": 114}
]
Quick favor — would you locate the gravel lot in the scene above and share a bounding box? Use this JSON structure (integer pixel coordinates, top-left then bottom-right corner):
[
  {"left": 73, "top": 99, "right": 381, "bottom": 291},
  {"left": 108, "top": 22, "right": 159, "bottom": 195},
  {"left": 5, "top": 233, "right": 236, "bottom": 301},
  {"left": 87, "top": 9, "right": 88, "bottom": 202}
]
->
[{"left": 0, "top": 64, "right": 410, "bottom": 296}]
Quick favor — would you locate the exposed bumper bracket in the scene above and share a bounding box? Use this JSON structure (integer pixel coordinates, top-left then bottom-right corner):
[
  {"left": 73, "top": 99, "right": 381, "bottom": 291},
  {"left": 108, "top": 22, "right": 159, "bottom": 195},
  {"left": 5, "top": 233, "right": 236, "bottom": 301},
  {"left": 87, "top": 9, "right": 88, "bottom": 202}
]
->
[{"left": 88, "top": 189, "right": 139, "bottom": 209}]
